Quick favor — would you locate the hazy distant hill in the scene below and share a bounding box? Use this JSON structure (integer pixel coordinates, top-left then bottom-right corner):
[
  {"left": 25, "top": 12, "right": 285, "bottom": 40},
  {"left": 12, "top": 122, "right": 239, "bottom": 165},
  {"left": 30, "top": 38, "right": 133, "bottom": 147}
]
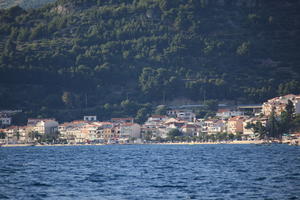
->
[
  {"left": 0, "top": 0, "right": 55, "bottom": 9},
  {"left": 0, "top": 0, "right": 299, "bottom": 122}
]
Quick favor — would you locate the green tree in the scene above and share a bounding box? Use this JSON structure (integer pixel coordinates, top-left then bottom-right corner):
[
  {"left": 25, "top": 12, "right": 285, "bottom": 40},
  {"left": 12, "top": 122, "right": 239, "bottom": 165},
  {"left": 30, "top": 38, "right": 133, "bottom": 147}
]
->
[
  {"left": 278, "top": 81, "right": 300, "bottom": 96},
  {"left": 155, "top": 136, "right": 164, "bottom": 143},
  {"left": 266, "top": 110, "right": 280, "bottom": 139},
  {"left": 279, "top": 100, "right": 295, "bottom": 134},
  {"left": 28, "top": 131, "right": 42, "bottom": 142},
  {"left": 204, "top": 100, "right": 219, "bottom": 112},
  {"left": 4, "top": 39, "right": 16, "bottom": 55},
  {"left": 41, "top": 131, "right": 60, "bottom": 143},
  {"left": 62, "top": 92, "right": 75, "bottom": 108},
  {"left": 234, "top": 132, "right": 243, "bottom": 141},
  {"left": 135, "top": 107, "right": 149, "bottom": 124},
  {"left": 15, "top": 131, "right": 20, "bottom": 141},
  {"left": 29, "top": 24, "right": 47, "bottom": 40},
  {"left": 121, "top": 100, "right": 138, "bottom": 116},
  {"left": 291, "top": 114, "right": 300, "bottom": 132},
  {"left": 228, "top": 133, "right": 235, "bottom": 141},
  {"left": 0, "top": 132, "right": 6, "bottom": 139},
  {"left": 17, "top": 28, "right": 30, "bottom": 41},
  {"left": 143, "top": 131, "right": 153, "bottom": 141},
  {"left": 236, "top": 42, "right": 250, "bottom": 56},
  {"left": 154, "top": 105, "right": 167, "bottom": 115},
  {"left": 286, "top": 100, "right": 295, "bottom": 120},
  {"left": 167, "top": 128, "right": 182, "bottom": 141},
  {"left": 159, "top": 0, "right": 179, "bottom": 11},
  {"left": 246, "top": 121, "right": 268, "bottom": 140}
]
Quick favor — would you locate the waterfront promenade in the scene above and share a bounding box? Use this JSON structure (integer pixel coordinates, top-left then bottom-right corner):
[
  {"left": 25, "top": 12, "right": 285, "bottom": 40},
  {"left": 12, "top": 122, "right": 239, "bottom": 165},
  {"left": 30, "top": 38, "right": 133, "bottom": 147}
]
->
[{"left": 1, "top": 139, "right": 299, "bottom": 147}]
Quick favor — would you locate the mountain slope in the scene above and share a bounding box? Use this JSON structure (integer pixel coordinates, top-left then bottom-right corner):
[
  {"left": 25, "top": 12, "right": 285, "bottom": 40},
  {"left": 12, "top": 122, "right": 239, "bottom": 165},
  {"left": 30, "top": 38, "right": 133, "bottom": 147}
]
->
[
  {"left": 0, "top": 0, "right": 300, "bottom": 121},
  {"left": 0, "top": 0, "right": 55, "bottom": 9}
]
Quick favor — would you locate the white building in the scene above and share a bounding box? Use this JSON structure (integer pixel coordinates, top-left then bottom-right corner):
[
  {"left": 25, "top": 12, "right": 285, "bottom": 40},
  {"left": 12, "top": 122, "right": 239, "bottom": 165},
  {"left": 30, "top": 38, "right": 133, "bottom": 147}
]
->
[
  {"left": 216, "top": 109, "right": 244, "bottom": 119},
  {"left": 30, "top": 119, "right": 59, "bottom": 135},
  {"left": 181, "top": 124, "right": 201, "bottom": 137},
  {"left": 167, "top": 110, "right": 196, "bottom": 122},
  {"left": 262, "top": 94, "right": 300, "bottom": 116},
  {"left": 119, "top": 123, "right": 141, "bottom": 139},
  {"left": 202, "top": 119, "right": 227, "bottom": 135},
  {"left": 58, "top": 121, "right": 88, "bottom": 143},
  {"left": 82, "top": 124, "right": 102, "bottom": 141},
  {"left": 0, "top": 126, "right": 29, "bottom": 143},
  {"left": 84, "top": 116, "right": 97, "bottom": 121},
  {"left": 0, "top": 117, "right": 11, "bottom": 127},
  {"left": 147, "top": 115, "right": 169, "bottom": 123}
]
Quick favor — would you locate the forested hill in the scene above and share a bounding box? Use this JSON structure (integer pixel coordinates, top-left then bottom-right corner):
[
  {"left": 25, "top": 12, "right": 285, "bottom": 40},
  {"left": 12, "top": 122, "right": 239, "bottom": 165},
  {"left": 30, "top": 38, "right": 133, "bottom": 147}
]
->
[
  {"left": 0, "top": 0, "right": 55, "bottom": 9},
  {"left": 0, "top": 0, "right": 300, "bottom": 122}
]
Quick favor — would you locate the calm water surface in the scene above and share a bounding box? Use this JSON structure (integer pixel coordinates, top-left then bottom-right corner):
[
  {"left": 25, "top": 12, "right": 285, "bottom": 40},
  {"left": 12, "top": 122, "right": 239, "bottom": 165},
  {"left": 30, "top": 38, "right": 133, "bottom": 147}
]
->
[{"left": 0, "top": 144, "right": 299, "bottom": 200}]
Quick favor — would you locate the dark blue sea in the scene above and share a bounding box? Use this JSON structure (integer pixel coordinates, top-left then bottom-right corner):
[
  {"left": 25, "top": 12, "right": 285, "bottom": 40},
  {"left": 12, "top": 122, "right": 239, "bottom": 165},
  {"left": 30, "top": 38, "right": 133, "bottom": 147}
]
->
[{"left": 0, "top": 144, "right": 299, "bottom": 200}]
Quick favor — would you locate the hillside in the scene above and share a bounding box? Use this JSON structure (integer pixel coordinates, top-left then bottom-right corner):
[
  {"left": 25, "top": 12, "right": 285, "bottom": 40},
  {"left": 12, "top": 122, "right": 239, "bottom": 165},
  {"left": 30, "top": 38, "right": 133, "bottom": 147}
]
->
[
  {"left": 0, "top": 0, "right": 55, "bottom": 9},
  {"left": 0, "top": 0, "right": 300, "bottom": 122}
]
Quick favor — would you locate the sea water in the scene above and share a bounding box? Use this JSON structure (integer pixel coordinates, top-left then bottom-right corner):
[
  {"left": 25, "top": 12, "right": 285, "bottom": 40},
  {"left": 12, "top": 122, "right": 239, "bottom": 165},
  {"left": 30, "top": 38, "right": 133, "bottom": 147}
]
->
[{"left": 0, "top": 144, "right": 299, "bottom": 199}]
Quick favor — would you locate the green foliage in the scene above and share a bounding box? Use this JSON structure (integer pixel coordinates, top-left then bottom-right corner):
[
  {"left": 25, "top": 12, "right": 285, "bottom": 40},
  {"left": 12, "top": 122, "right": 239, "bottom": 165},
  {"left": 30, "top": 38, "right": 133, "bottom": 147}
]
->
[
  {"left": 247, "top": 121, "right": 267, "bottom": 140},
  {"left": 278, "top": 81, "right": 300, "bottom": 96},
  {"left": 154, "top": 105, "right": 167, "bottom": 115},
  {"left": 291, "top": 114, "right": 300, "bottom": 132},
  {"left": 135, "top": 107, "right": 149, "bottom": 124},
  {"left": 236, "top": 41, "right": 250, "bottom": 56},
  {"left": 204, "top": 100, "right": 218, "bottom": 112},
  {"left": 167, "top": 128, "right": 182, "bottom": 141},
  {"left": 0, "top": 0, "right": 299, "bottom": 121},
  {"left": 0, "top": 132, "right": 6, "bottom": 139},
  {"left": 248, "top": 102, "right": 297, "bottom": 140},
  {"left": 120, "top": 100, "right": 138, "bottom": 116},
  {"left": 62, "top": 92, "right": 75, "bottom": 108},
  {"left": 28, "top": 131, "right": 42, "bottom": 141},
  {"left": 0, "top": 1, "right": 55, "bottom": 9},
  {"left": 41, "top": 131, "right": 60, "bottom": 143}
]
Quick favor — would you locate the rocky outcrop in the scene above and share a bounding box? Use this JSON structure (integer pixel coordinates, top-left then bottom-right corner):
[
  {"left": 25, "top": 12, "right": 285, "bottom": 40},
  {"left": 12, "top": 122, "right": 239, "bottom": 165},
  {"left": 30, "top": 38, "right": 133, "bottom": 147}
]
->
[{"left": 52, "top": 4, "right": 74, "bottom": 15}]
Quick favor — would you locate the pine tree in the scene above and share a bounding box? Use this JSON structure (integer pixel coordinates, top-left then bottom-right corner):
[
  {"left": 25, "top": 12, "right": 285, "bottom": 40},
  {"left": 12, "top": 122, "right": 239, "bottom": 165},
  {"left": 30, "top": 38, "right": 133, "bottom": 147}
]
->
[{"left": 266, "top": 109, "right": 280, "bottom": 140}]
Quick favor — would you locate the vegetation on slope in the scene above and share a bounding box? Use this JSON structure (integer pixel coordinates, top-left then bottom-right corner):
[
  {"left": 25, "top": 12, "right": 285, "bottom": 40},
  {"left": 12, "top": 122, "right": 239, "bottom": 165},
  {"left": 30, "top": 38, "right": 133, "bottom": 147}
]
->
[
  {"left": 0, "top": 0, "right": 55, "bottom": 9},
  {"left": 0, "top": 0, "right": 300, "bottom": 122}
]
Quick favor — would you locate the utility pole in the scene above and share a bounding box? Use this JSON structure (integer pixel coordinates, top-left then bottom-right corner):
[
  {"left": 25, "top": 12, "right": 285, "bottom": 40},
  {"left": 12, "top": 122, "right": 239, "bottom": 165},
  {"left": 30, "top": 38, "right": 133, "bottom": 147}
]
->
[{"left": 85, "top": 93, "right": 88, "bottom": 109}]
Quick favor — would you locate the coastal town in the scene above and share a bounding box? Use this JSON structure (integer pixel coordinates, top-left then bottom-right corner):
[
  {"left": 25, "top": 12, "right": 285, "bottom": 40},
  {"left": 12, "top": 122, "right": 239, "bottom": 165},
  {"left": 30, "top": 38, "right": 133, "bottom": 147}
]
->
[{"left": 1, "top": 94, "right": 300, "bottom": 146}]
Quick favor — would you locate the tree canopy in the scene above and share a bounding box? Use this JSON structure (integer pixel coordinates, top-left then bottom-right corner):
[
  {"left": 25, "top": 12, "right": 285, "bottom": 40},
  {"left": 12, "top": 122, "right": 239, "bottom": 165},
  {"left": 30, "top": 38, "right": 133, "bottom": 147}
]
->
[{"left": 0, "top": 0, "right": 300, "bottom": 122}]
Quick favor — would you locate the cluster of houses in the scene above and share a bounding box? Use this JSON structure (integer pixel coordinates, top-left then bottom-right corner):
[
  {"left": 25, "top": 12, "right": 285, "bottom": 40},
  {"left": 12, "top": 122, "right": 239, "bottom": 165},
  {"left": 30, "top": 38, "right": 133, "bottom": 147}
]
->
[
  {"left": 1, "top": 94, "right": 300, "bottom": 144},
  {"left": 0, "top": 110, "right": 21, "bottom": 128}
]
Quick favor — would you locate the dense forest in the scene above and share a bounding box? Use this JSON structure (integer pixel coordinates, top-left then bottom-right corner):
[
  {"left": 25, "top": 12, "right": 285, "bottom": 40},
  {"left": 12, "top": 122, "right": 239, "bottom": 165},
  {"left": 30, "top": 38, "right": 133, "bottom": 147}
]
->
[
  {"left": 0, "top": 0, "right": 55, "bottom": 9},
  {"left": 0, "top": 0, "right": 300, "bottom": 123}
]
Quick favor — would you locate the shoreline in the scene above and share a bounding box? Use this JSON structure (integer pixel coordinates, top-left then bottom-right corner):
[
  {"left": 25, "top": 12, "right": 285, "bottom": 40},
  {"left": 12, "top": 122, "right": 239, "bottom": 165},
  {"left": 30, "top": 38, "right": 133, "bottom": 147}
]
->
[
  {"left": 155, "top": 140, "right": 265, "bottom": 145},
  {"left": 1, "top": 139, "right": 299, "bottom": 147},
  {"left": 0, "top": 143, "right": 105, "bottom": 147}
]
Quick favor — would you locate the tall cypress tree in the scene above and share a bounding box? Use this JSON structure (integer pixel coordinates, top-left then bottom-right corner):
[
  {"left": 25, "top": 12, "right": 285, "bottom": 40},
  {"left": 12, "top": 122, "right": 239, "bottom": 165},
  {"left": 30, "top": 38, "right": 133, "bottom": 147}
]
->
[
  {"left": 286, "top": 100, "right": 295, "bottom": 121},
  {"left": 266, "top": 109, "right": 280, "bottom": 139},
  {"left": 279, "top": 100, "right": 295, "bottom": 134}
]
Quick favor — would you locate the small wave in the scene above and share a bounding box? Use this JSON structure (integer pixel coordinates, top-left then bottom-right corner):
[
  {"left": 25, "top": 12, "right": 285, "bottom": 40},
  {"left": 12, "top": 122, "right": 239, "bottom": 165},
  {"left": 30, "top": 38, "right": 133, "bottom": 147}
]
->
[
  {"left": 236, "top": 169, "right": 248, "bottom": 173},
  {"left": 254, "top": 177, "right": 266, "bottom": 181},
  {"left": 286, "top": 176, "right": 300, "bottom": 180},
  {"left": 31, "top": 182, "right": 51, "bottom": 187},
  {"left": 288, "top": 196, "right": 299, "bottom": 200},
  {"left": 152, "top": 185, "right": 188, "bottom": 188},
  {"left": 290, "top": 173, "right": 300, "bottom": 176},
  {"left": 0, "top": 194, "right": 9, "bottom": 199}
]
